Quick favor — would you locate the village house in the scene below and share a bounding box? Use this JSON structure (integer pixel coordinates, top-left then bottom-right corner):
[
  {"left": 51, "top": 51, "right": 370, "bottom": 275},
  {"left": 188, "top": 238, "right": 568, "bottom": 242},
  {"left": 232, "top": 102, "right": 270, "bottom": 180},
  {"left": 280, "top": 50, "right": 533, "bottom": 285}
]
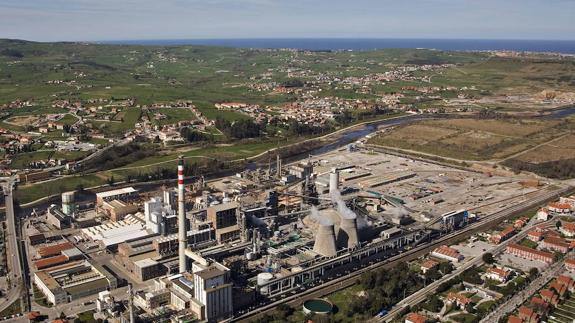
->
[
  {"left": 540, "top": 289, "right": 559, "bottom": 306},
  {"left": 518, "top": 306, "right": 539, "bottom": 323},
  {"left": 446, "top": 292, "right": 472, "bottom": 310},
  {"left": 420, "top": 259, "right": 439, "bottom": 274},
  {"left": 559, "top": 222, "right": 575, "bottom": 237},
  {"left": 485, "top": 267, "right": 512, "bottom": 283},
  {"left": 490, "top": 226, "right": 515, "bottom": 244}
]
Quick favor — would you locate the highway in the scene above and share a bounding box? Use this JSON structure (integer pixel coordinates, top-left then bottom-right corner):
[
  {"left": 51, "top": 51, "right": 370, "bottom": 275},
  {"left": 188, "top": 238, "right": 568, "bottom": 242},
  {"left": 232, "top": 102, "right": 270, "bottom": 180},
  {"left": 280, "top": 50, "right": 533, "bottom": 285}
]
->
[
  {"left": 234, "top": 184, "right": 572, "bottom": 322},
  {"left": 0, "top": 177, "right": 25, "bottom": 315}
]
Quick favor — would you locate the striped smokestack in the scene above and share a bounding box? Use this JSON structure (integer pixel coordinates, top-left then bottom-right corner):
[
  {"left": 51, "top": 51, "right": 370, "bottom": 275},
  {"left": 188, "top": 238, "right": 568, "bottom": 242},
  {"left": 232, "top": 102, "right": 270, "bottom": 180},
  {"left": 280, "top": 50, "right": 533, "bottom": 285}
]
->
[{"left": 178, "top": 157, "right": 187, "bottom": 273}]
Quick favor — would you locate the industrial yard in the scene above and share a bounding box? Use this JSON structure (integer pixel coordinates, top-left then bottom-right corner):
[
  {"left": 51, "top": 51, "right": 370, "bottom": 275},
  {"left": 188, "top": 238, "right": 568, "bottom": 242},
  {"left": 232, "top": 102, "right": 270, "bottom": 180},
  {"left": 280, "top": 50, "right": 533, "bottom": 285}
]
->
[{"left": 5, "top": 134, "right": 572, "bottom": 323}]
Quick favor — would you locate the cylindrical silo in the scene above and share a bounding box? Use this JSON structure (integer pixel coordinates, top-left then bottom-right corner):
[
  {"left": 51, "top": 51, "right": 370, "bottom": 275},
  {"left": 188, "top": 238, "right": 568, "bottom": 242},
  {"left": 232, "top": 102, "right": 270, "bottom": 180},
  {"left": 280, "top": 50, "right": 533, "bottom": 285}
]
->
[
  {"left": 62, "top": 191, "right": 76, "bottom": 216},
  {"left": 313, "top": 223, "right": 337, "bottom": 257}
]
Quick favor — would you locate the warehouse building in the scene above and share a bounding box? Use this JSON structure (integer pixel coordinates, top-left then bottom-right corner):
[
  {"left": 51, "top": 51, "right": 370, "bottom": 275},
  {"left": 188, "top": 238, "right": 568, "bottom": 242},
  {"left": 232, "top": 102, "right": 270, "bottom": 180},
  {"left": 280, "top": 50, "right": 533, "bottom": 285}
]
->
[
  {"left": 34, "top": 260, "right": 117, "bottom": 305},
  {"left": 96, "top": 187, "right": 138, "bottom": 206}
]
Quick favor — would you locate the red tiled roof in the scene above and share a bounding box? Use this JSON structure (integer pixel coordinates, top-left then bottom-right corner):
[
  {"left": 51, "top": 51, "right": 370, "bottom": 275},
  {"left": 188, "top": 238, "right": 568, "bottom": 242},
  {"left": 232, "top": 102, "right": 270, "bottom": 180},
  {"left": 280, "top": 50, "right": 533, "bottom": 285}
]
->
[
  {"left": 507, "top": 315, "right": 524, "bottom": 323},
  {"left": 421, "top": 259, "right": 439, "bottom": 270},
  {"left": 507, "top": 243, "right": 554, "bottom": 260},
  {"left": 405, "top": 312, "right": 427, "bottom": 323},
  {"left": 550, "top": 281, "right": 567, "bottom": 295},
  {"left": 558, "top": 274, "right": 573, "bottom": 284},
  {"left": 528, "top": 230, "right": 543, "bottom": 238},
  {"left": 487, "top": 267, "right": 510, "bottom": 278},
  {"left": 549, "top": 202, "right": 572, "bottom": 209},
  {"left": 433, "top": 245, "right": 461, "bottom": 259},
  {"left": 518, "top": 306, "right": 538, "bottom": 321},
  {"left": 544, "top": 236, "right": 570, "bottom": 249},
  {"left": 530, "top": 296, "right": 546, "bottom": 307},
  {"left": 447, "top": 292, "right": 472, "bottom": 305}
]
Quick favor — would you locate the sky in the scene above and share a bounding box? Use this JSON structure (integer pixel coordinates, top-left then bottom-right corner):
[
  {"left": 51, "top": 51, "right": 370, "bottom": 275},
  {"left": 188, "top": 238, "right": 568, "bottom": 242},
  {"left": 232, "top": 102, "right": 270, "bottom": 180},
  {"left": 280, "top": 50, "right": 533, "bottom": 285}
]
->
[{"left": 0, "top": 0, "right": 574, "bottom": 41}]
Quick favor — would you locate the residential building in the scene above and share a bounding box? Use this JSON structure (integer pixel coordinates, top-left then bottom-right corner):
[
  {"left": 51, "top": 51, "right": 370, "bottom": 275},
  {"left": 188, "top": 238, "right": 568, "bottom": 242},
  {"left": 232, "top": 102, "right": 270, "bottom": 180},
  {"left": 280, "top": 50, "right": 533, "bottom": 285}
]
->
[
  {"left": 405, "top": 313, "right": 427, "bottom": 323},
  {"left": 528, "top": 230, "right": 544, "bottom": 242},
  {"left": 550, "top": 281, "right": 567, "bottom": 296},
  {"left": 505, "top": 244, "right": 554, "bottom": 264},
  {"left": 548, "top": 202, "right": 572, "bottom": 214},
  {"left": 559, "top": 222, "right": 575, "bottom": 237},
  {"left": 420, "top": 259, "right": 439, "bottom": 274},
  {"left": 507, "top": 315, "right": 523, "bottom": 323},
  {"left": 540, "top": 289, "right": 559, "bottom": 306},
  {"left": 557, "top": 275, "right": 575, "bottom": 292},
  {"left": 446, "top": 292, "right": 472, "bottom": 310},
  {"left": 530, "top": 297, "right": 550, "bottom": 316},
  {"left": 518, "top": 306, "right": 539, "bottom": 323},
  {"left": 490, "top": 226, "right": 515, "bottom": 244},
  {"left": 485, "top": 267, "right": 512, "bottom": 283},
  {"left": 541, "top": 237, "right": 570, "bottom": 253}
]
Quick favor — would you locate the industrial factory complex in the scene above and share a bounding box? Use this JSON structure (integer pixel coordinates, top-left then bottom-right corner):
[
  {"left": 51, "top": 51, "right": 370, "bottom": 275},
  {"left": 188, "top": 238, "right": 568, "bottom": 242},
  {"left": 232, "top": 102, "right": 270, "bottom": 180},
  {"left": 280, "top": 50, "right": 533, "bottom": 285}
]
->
[{"left": 15, "top": 144, "right": 575, "bottom": 322}]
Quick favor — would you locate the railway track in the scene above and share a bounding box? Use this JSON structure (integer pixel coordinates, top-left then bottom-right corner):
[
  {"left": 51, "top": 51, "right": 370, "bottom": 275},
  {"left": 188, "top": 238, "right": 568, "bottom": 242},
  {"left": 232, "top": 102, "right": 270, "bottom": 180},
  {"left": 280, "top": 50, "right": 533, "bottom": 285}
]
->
[{"left": 234, "top": 185, "right": 572, "bottom": 322}]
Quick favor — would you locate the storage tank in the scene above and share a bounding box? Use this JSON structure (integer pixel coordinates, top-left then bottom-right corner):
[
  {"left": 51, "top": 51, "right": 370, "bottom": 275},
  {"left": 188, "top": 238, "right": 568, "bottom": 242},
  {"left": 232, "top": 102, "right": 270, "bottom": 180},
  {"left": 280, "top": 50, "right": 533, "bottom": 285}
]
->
[
  {"left": 313, "top": 223, "right": 337, "bottom": 257},
  {"left": 257, "top": 272, "right": 274, "bottom": 294},
  {"left": 61, "top": 191, "right": 76, "bottom": 216},
  {"left": 329, "top": 168, "right": 339, "bottom": 194},
  {"left": 337, "top": 217, "right": 359, "bottom": 249},
  {"left": 303, "top": 299, "right": 334, "bottom": 315}
]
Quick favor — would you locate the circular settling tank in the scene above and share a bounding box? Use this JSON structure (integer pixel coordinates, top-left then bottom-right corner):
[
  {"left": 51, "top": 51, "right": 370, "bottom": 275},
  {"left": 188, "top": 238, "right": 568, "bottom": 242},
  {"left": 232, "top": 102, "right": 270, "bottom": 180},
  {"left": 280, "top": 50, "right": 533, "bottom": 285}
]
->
[{"left": 302, "top": 299, "right": 333, "bottom": 315}]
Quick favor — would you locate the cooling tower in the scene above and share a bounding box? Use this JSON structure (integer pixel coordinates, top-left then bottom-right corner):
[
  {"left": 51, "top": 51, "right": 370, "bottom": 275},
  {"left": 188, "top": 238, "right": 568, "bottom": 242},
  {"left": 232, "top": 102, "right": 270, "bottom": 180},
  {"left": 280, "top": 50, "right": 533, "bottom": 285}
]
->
[
  {"left": 329, "top": 168, "right": 339, "bottom": 194},
  {"left": 313, "top": 224, "right": 338, "bottom": 257},
  {"left": 337, "top": 217, "right": 359, "bottom": 249}
]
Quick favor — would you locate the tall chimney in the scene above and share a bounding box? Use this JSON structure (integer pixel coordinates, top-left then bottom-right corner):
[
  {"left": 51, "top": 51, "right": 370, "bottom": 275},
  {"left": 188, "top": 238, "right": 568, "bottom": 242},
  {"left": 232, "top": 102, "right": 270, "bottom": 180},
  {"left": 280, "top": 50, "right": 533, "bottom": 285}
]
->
[
  {"left": 329, "top": 168, "right": 339, "bottom": 194},
  {"left": 178, "top": 157, "right": 187, "bottom": 273}
]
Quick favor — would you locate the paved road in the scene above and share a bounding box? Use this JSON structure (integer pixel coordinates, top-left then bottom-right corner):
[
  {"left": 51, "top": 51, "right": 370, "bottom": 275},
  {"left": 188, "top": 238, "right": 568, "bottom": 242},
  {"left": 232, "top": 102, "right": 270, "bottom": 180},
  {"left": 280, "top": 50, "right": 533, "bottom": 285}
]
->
[{"left": 0, "top": 177, "right": 24, "bottom": 314}]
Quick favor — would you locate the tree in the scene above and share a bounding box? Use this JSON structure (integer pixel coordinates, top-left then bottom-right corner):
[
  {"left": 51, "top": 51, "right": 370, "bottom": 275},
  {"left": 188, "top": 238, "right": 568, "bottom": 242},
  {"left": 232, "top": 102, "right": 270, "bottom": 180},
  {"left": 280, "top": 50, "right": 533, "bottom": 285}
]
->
[
  {"left": 422, "top": 294, "right": 444, "bottom": 313},
  {"left": 528, "top": 267, "right": 539, "bottom": 279},
  {"left": 482, "top": 252, "right": 494, "bottom": 264},
  {"left": 274, "top": 303, "right": 294, "bottom": 320},
  {"left": 438, "top": 261, "right": 454, "bottom": 274},
  {"left": 556, "top": 221, "right": 562, "bottom": 229}
]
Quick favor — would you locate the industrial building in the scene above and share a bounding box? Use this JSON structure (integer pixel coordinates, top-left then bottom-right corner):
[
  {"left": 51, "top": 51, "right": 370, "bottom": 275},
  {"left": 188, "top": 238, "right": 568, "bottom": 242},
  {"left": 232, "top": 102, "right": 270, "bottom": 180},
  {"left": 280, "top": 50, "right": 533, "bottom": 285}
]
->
[
  {"left": 96, "top": 187, "right": 138, "bottom": 206},
  {"left": 34, "top": 260, "right": 118, "bottom": 305}
]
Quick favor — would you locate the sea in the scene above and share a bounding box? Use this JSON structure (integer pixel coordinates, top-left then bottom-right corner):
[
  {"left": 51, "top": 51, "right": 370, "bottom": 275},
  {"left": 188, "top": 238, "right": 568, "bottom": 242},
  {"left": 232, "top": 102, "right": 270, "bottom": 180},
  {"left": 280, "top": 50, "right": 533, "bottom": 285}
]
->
[{"left": 100, "top": 38, "right": 575, "bottom": 54}]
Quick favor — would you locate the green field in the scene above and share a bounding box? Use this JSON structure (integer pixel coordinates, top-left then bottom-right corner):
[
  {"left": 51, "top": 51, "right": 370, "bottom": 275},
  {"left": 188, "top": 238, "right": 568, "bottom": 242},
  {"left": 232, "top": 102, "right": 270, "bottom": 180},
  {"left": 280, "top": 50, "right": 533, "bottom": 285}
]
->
[{"left": 9, "top": 150, "right": 90, "bottom": 169}]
